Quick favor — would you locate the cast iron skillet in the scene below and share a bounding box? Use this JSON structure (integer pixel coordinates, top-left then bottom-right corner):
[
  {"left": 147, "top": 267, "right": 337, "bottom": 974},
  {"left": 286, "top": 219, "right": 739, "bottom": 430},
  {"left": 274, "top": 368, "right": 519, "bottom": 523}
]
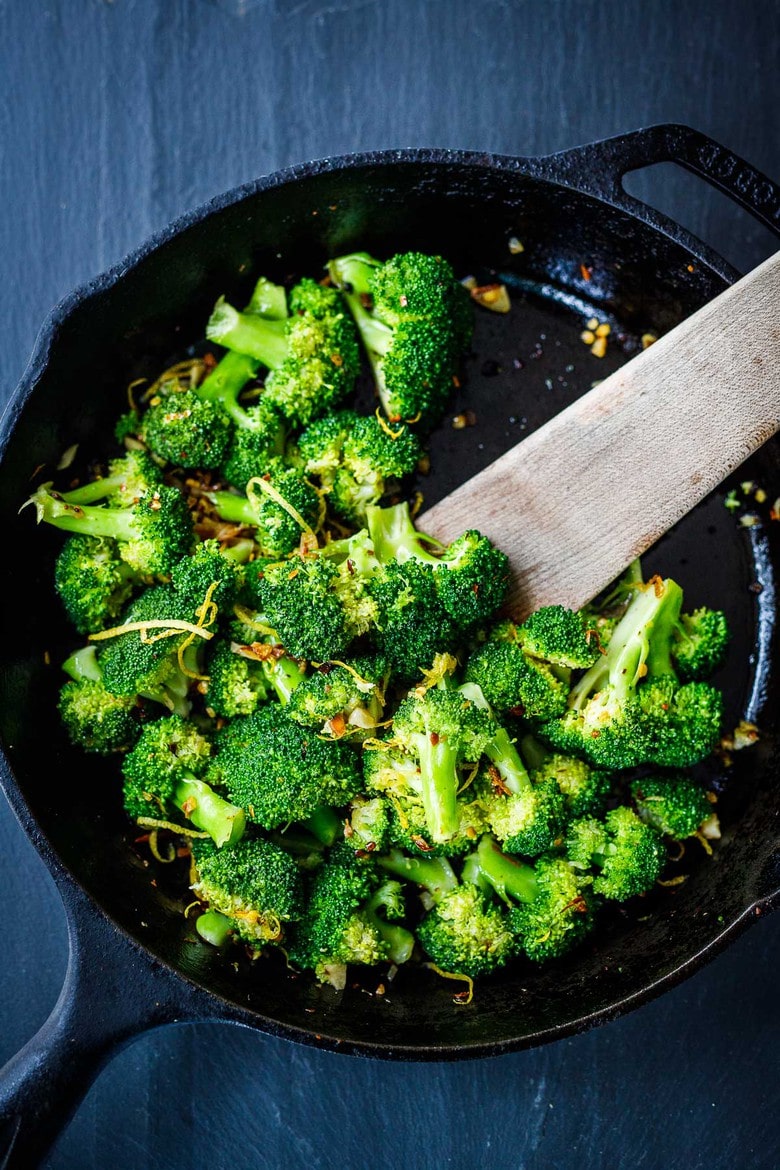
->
[{"left": 0, "top": 124, "right": 779, "bottom": 1168}]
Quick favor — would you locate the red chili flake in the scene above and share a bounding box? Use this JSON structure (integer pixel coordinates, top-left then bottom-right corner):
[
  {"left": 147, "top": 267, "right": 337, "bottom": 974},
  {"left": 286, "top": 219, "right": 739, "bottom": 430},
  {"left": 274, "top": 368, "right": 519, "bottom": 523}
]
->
[
  {"left": 508, "top": 705, "right": 525, "bottom": 718},
  {"left": 330, "top": 352, "right": 343, "bottom": 367},
  {"left": 411, "top": 835, "right": 433, "bottom": 852},
  {"left": 429, "top": 732, "right": 440, "bottom": 746},
  {"left": 580, "top": 263, "right": 592, "bottom": 281}
]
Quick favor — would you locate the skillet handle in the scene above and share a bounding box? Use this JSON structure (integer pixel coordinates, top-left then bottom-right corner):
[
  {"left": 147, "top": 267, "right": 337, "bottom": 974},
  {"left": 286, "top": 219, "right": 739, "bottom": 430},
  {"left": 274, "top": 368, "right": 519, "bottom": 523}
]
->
[
  {"left": 0, "top": 894, "right": 201, "bottom": 1169},
  {"left": 541, "top": 123, "right": 780, "bottom": 240}
]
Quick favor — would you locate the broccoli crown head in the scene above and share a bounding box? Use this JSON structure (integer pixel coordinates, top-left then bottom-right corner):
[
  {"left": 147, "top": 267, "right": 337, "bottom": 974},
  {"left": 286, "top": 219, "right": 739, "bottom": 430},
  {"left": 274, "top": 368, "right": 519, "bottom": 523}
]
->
[
  {"left": 170, "top": 539, "right": 241, "bottom": 616},
  {"left": 288, "top": 843, "right": 380, "bottom": 971},
  {"left": 100, "top": 451, "right": 165, "bottom": 504},
  {"left": 55, "top": 535, "right": 140, "bottom": 635},
  {"left": 484, "top": 775, "right": 566, "bottom": 858},
  {"left": 393, "top": 686, "right": 494, "bottom": 761},
  {"left": 115, "top": 409, "right": 143, "bottom": 445},
  {"left": 220, "top": 402, "right": 286, "bottom": 491},
  {"left": 262, "top": 280, "right": 361, "bottom": 427},
  {"left": 327, "top": 415, "right": 423, "bottom": 526},
  {"left": 431, "top": 531, "right": 509, "bottom": 629},
  {"left": 369, "top": 560, "right": 457, "bottom": 682},
  {"left": 58, "top": 677, "right": 139, "bottom": 755},
  {"left": 97, "top": 585, "right": 200, "bottom": 702},
  {"left": 244, "top": 460, "right": 321, "bottom": 558},
  {"left": 121, "top": 714, "right": 213, "bottom": 818},
  {"left": 192, "top": 835, "right": 304, "bottom": 944},
  {"left": 345, "top": 796, "right": 392, "bottom": 853},
  {"left": 118, "top": 486, "right": 195, "bottom": 575},
  {"left": 141, "top": 391, "right": 233, "bottom": 469},
  {"left": 387, "top": 789, "right": 490, "bottom": 858},
  {"left": 508, "top": 856, "right": 595, "bottom": 963},
  {"left": 204, "top": 640, "right": 268, "bottom": 718},
  {"left": 631, "top": 772, "right": 711, "bottom": 839},
  {"left": 286, "top": 655, "right": 387, "bottom": 736},
  {"left": 532, "top": 754, "right": 612, "bottom": 820},
  {"left": 293, "top": 409, "right": 358, "bottom": 478},
  {"left": 636, "top": 677, "right": 724, "bottom": 768},
  {"left": 250, "top": 556, "right": 351, "bottom": 661},
  {"left": 570, "top": 806, "right": 665, "bottom": 902},
  {"left": 517, "top": 606, "right": 600, "bottom": 669},
  {"left": 416, "top": 884, "right": 517, "bottom": 978},
  {"left": 464, "top": 638, "right": 569, "bottom": 719},
  {"left": 215, "top": 706, "right": 362, "bottom": 827},
  {"left": 672, "top": 607, "right": 729, "bottom": 681}
]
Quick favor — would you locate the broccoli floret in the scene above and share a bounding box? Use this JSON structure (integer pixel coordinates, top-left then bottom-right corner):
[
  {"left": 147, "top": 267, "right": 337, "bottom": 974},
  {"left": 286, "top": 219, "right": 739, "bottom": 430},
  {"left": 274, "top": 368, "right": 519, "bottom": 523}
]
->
[
  {"left": 329, "top": 251, "right": 472, "bottom": 428},
  {"left": 459, "top": 683, "right": 566, "bottom": 856},
  {"left": 210, "top": 459, "right": 320, "bottom": 558},
  {"left": 214, "top": 706, "right": 362, "bottom": 828},
  {"left": 391, "top": 685, "right": 493, "bottom": 843},
  {"left": 388, "top": 788, "right": 490, "bottom": 858},
  {"left": 206, "top": 278, "right": 360, "bottom": 427},
  {"left": 631, "top": 772, "right": 712, "bottom": 839},
  {"left": 290, "top": 846, "right": 413, "bottom": 984},
  {"left": 521, "top": 735, "right": 612, "bottom": 819},
  {"left": 204, "top": 640, "right": 269, "bottom": 717},
  {"left": 170, "top": 539, "right": 242, "bottom": 615},
  {"left": 30, "top": 482, "right": 193, "bottom": 575},
  {"left": 344, "top": 796, "right": 391, "bottom": 853},
  {"left": 96, "top": 585, "right": 210, "bottom": 715},
  {"left": 295, "top": 412, "right": 422, "bottom": 525},
  {"left": 286, "top": 655, "right": 388, "bottom": 737},
  {"left": 464, "top": 834, "right": 595, "bottom": 963},
  {"left": 566, "top": 806, "right": 665, "bottom": 901},
  {"left": 464, "top": 623, "right": 570, "bottom": 719},
  {"left": 368, "top": 559, "right": 457, "bottom": 682},
  {"left": 54, "top": 535, "right": 145, "bottom": 635},
  {"left": 538, "top": 578, "right": 723, "bottom": 770},
  {"left": 248, "top": 556, "right": 351, "bottom": 661},
  {"left": 122, "top": 716, "right": 245, "bottom": 847},
  {"left": 59, "top": 451, "right": 163, "bottom": 507},
  {"left": 191, "top": 834, "right": 304, "bottom": 945},
  {"left": 141, "top": 390, "right": 233, "bottom": 469},
  {"left": 515, "top": 606, "right": 600, "bottom": 670},
  {"left": 219, "top": 402, "right": 287, "bottom": 491},
  {"left": 58, "top": 674, "right": 139, "bottom": 754},
  {"left": 367, "top": 502, "right": 508, "bottom": 629},
  {"left": 671, "top": 607, "right": 729, "bottom": 680}
]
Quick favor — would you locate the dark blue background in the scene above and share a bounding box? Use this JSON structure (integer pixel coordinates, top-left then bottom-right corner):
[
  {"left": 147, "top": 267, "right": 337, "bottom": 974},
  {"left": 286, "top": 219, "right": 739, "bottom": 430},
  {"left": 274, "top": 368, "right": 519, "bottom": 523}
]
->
[{"left": 1, "top": 3, "right": 779, "bottom": 1167}]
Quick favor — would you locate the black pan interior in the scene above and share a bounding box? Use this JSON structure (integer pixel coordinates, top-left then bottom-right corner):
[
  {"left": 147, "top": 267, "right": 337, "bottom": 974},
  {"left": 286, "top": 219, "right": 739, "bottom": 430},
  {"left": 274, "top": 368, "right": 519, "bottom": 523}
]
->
[{"left": 0, "top": 157, "right": 777, "bottom": 1056}]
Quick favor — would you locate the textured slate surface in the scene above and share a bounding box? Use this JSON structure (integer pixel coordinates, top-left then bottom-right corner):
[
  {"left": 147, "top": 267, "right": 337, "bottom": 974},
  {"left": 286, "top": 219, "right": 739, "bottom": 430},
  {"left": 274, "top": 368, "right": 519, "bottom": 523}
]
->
[{"left": 0, "top": 2, "right": 778, "bottom": 1167}]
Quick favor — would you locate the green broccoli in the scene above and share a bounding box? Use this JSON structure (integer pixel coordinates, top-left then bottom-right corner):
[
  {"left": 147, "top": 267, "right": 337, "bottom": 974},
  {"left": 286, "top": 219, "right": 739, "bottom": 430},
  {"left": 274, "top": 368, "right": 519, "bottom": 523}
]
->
[
  {"left": 520, "top": 734, "right": 612, "bottom": 819},
  {"left": 206, "top": 277, "right": 360, "bottom": 427},
  {"left": 286, "top": 655, "right": 388, "bottom": 737},
  {"left": 122, "top": 716, "right": 245, "bottom": 847},
  {"left": 54, "top": 535, "right": 146, "bottom": 635},
  {"left": 671, "top": 607, "right": 729, "bottom": 681},
  {"left": 290, "top": 845, "right": 414, "bottom": 985},
  {"left": 204, "top": 641, "right": 270, "bottom": 718},
  {"left": 57, "top": 451, "right": 163, "bottom": 507},
  {"left": 344, "top": 796, "right": 392, "bottom": 853},
  {"left": 58, "top": 649, "right": 139, "bottom": 754},
  {"left": 210, "top": 459, "right": 320, "bottom": 558},
  {"left": 329, "top": 251, "right": 472, "bottom": 428},
  {"left": 631, "top": 772, "right": 712, "bottom": 839},
  {"left": 566, "top": 806, "right": 665, "bottom": 901},
  {"left": 170, "top": 539, "right": 243, "bottom": 615},
  {"left": 29, "top": 482, "right": 193, "bottom": 576},
  {"left": 141, "top": 390, "right": 233, "bottom": 469},
  {"left": 462, "top": 834, "right": 595, "bottom": 963},
  {"left": 538, "top": 578, "right": 723, "bottom": 770},
  {"left": 379, "top": 848, "right": 515, "bottom": 978},
  {"left": 213, "top": 706, "right": 362, "bottom": 829},
  {"left": 191, "top": 834, "right": 304, "bottom": 944},
  {"left": 367, "top": 502, "right": 508, "bottom": 629}
]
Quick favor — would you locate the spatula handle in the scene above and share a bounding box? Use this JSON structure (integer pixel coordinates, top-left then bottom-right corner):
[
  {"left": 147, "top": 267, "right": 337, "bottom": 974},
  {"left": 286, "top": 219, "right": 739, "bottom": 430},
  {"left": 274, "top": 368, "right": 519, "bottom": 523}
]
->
[{"left": 419, "top": 250, "right": 780, "bottom": 618}]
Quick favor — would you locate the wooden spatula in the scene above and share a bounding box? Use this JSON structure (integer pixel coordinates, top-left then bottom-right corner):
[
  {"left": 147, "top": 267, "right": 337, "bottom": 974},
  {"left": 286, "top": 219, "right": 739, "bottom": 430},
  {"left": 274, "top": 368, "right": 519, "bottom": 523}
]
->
[{"left": 418, "top": 250, "right": 780, "bottom": 618}]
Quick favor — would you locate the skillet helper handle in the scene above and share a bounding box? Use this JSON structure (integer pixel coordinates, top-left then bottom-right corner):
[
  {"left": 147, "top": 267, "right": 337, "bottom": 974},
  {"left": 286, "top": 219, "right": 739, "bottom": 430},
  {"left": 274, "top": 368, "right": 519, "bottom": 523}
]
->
[
  {"left": 543, "top": 123, "right": 780, "bottom": 238},
  {"left": 0, "top": 901, "right": 197, "bottom": 1169},
  {"left": 419, "top": 249, "right": 780, "bottom": 617}
]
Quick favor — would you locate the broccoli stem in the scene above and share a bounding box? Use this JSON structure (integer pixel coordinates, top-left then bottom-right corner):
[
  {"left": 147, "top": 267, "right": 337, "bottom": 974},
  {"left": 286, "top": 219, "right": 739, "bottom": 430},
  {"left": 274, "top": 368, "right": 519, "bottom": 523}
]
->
[
  {"left": 459, "top": 682, "right": 531, "bottom": 795},
  {"left": 174, "top": 776, "right": 246, "bottom": 848},
  {"left": 62, "top": 471, "right": 139, "bottom": 507},
  {"left": 378, "top": 849, "right": 458, "bottom": 901},
  {"left": 464, "top": 835, "right": 539, "bottom": 906},
  {"left": 62, "top": 646, "right": 103, "bottom": 682},
  {"left": 570, "top": 582, "right": 673, "bottom": 709},
  {"left": 364, "top": 887, "right": 415, "bottom": 965},
  {"left": 415, "top": 731, "right": 461, "bottom": 843},
  {"left": 31, "top": 487, "right": 146, "bottom": 543},
  {"left": 643, "top": 579, "right": 684, "bottom": 680},
  {"left": 196, "top": 351, "right": 261, "bottom": 428},
  {"left": 303, "top": 805, "right": 342, "bottom": 846},
  {"left": 209, "top": 491, "right": 258, "bottom": 526},
  {"left": 196, "top": 909, "right": 234, "bottom": 946},
  {"left": 328, "top": 253, "right": 393, "bottom": 360},
  {"left": 260, "top": 654, "right": 305, "bottom": 703},
  {"left": 206, "top": 300, "right": 290, "bottom": 370},
  {"left": 366, "top": 502, "right": 442, "bottom": 566}
]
